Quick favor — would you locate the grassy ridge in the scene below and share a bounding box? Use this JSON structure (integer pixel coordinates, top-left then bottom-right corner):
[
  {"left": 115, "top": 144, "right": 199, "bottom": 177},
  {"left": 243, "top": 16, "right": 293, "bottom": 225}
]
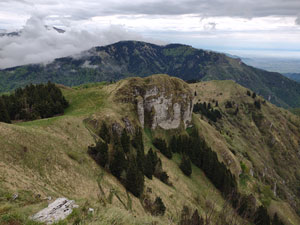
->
[
  {"left": 1, "top": 76, "right": 300, "bottom": 224},
  {"left": 0, "top": 78, "right": 238, "bottom": 224}
]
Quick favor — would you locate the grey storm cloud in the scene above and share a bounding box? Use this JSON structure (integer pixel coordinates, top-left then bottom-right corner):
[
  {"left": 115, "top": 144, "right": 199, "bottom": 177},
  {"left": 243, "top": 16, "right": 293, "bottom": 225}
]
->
[
  {"left": 1, "top": 0, "right": 300, "bottom": 69},
  {"left": 1, "top": 0, "right": 300, "bottom": 19},
  {"left": 0, "top": 15, "right": 161, "bottom": 69}
]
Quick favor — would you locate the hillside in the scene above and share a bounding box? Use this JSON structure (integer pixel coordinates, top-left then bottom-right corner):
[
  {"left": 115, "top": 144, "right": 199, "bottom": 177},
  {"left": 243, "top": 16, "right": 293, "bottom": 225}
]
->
[
  {"left": 283, "top": 73, "right": 300, "bottom": 83},
  {"left": 1, "top": 41, "right": 300, "bottom": 108},
  {"left": 1, "top": 75, "right": 300, "bottom": 225}
]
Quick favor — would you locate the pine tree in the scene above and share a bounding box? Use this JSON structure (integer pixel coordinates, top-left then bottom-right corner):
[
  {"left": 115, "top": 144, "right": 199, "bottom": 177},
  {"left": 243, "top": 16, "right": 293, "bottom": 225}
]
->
[
  {"left": 94, "top": 141, "right": 108, "bottom": 167},
  {"left": 180, "top": 154, "right": 192, "bottom": 176},
  {"left": 144, "top": 148, "right": 155, "bottom": 179},
  {"left": 153, "top": 138, "right": 172, "bottom": 159},
  {"left": 273, "top": 213, "right": 284, "bottom": 225},
  {"left": 170, "top": 136, "right": 177, "bottom": 153},
  {"left": 0, "top": 98, "right": 11, "bottom": 123},
  {"left": 99, "top": 122, "right": 110, "bottom": 143},
  {"left": 109, "top": 145, "right": 126, "bottom": 179},
  {"left": 254, "top": 206, "right": 270, "bottom": 225},
  {"left": 121, "top": 129, "right": 130, "bottom": 153},
  {"left": 136, "top": 143, "right": 145, "bottom": 173},
  {"left": 125, "top": 156, "right": 144, "bottom": 197}
]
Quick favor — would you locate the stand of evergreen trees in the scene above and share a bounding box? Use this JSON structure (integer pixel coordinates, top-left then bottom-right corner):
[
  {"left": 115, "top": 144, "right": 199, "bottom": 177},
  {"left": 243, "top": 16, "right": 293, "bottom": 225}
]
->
[
  {"left": 89, "top": 123, "right": 171, "bottom": 197},
  {"left": 169, "top": 128, "right": 237, "bottom": 197},
  {"left": 153, "top": 138, "right": 172, "bottom": 159},
  {"left": 0, "top": 82, "right": 68, "bottom": 123},
  {"left": 89, "top": 123, "right": 282, "bottom": 224},
  {"left": 193, "top": 102, "right": 222, "bottom": 122}
]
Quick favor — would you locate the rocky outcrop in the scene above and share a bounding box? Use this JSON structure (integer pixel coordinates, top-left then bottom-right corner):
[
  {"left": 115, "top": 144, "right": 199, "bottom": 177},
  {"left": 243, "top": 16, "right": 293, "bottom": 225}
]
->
[
  {"left": 117, "top": 75, "right": 193, "bottom": 130},
  {"left": 31, "top": 198, "right": 78, "bottom": 224}
]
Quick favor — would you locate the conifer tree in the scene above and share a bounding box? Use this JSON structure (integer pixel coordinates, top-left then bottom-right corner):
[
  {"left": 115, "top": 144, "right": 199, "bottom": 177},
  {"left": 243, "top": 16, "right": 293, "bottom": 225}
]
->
[
  {"left": 99, "top": 122, "right": 110, "bottom": 143},
  {"left": 273, "top": 213, "right": 284, "bottom": 225},
  {"left": 170, "top": 136, "right": 177, "bottom": 153},
  {"left": 153, "top": 138, "right": 172, "bottom": 159},
  {"left": 254, "top": 206, "right": 270, "bottom": 225},
  {"left": 144, "top": 148, "right": 155, "bottom": 179},
  {"left": 144, "top": 157, "right": 153, "bottom": 179},
  {"left": 94, "top": 141, "right": 108, "bottom": 168},
  {"left": 0, "top": 98, "right": 11, "bottom": 123},
  {"left": 136, "top": 144, "right": 145, "bottom": 173},
  {"left": 109, "top": 145, "right": 126, "bottom": 179},
  {"left": 180, "top": 154, "right": 192, "bottom": 176},
  {"left": 121, "top": 129, "right": 130, "bottom": 153},
  {"left": 125, "top": 156, "right": 144, "bottom": 197}
]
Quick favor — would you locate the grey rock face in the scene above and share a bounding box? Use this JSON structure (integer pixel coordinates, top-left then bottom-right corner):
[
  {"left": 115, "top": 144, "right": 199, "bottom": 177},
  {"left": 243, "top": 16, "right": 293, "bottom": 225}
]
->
[
  {"left": 31, "top": 197, "right": 78, "bottom": 224},
  {"left": 136, "top": 86, "right": 193, "bottom": 129},
  {"left": 116, "top": 76, "right": 194, "bottom": 130}
]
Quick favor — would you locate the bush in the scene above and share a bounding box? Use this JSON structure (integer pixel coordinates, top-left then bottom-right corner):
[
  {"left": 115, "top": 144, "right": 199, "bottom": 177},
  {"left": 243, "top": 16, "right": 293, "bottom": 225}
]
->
[
  {"left": 254, "top": 100, "right": 261, "bottom": 109},
  {"left": 152, "top": 197, "right": 166, "bottom": 216}
]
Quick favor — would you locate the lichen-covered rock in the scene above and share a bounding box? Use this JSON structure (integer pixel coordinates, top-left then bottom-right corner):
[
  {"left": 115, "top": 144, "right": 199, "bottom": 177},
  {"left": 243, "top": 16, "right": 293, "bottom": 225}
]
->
[
  {"left": 116, "top": 75, "right": 193, "bottom": 130},
  {"left": 31, "top": 197, "right": 78, "bottom": 224}
]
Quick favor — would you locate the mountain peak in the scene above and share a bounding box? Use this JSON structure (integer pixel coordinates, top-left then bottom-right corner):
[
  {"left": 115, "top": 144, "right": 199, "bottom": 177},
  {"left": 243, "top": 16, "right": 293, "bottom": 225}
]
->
[{"left": 1, "top": 40, "right": 300, "bottom": 108}]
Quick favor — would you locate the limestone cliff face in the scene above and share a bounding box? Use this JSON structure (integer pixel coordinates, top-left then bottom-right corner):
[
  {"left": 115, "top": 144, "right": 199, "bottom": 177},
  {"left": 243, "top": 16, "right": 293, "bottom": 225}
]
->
[{"left": 116, "top": 75, "right": 193, "bottom": 130}]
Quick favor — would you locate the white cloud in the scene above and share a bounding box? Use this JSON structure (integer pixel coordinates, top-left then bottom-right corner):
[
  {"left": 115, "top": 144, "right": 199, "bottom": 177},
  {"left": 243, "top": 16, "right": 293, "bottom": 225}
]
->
[
  {"left": 0, "top": 15, "right": 162, "bottom": 69},
  {"left": 1, "top": 0, "right": 300, "bottom": 67}
]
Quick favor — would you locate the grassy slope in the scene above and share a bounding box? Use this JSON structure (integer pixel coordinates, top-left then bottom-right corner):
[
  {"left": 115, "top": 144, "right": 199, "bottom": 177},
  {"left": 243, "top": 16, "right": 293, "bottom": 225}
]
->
[
  {"left": 0, "top": 78, "right": 243, "bottom": 225},
  {"left": 191, "top": 80, "right": 300, "bottom": 225},
  {"left": 1, "top": 76, "right": 300, "bottom": 224}
]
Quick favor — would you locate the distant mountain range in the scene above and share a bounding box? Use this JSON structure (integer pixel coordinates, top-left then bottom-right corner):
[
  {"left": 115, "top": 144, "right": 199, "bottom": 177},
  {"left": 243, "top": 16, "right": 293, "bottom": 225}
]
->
[
  {"left": 1, "top": 40, "right": 300, "bottom": 108},
  {"left": 242, "top": 57, "right": 300, "bottom": 74},
  {"left": 0, "top": 26, "right": 65, "bottom": 37}
]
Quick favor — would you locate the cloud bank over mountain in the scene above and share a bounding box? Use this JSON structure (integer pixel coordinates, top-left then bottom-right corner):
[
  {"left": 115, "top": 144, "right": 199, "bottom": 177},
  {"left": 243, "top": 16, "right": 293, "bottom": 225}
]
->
[
  {"left": 0, "top": 15, "right": 160, "bottom": 69},
  {"left": 1, "top": 0, "right": 300, "bottom": 68}
]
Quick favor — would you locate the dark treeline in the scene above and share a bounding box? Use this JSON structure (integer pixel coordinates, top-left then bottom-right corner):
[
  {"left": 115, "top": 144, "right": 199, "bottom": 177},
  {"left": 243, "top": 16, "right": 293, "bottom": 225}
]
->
[
  {"left": 168, "top": 128, "right": 275, "bottom": 225},
  {"left": 193, "top": 102, "right": 222, "bottom": 122},
  {"left": 89, "top": 123, "right": 281, "bottom": 224},
  {"left": 0, "top": 82, "right": 68, "bottom": 123},
  {"left": 169, "top": 128, "right": 237, "bottom": 197},
  {"left": 88, "top": 123, "right": 171, "bottom": 198}
]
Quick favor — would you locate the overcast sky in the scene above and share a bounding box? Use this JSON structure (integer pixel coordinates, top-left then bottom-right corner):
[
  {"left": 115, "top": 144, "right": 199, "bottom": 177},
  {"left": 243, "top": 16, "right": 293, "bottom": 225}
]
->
[{"left": 1, "top": 0, "right": 300, "bottom": 68}]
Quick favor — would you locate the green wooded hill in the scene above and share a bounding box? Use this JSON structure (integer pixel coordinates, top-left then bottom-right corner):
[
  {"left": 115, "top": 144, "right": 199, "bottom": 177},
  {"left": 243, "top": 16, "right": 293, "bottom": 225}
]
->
[
  {"left": 0, "top": 75, "right": 300, "bottom": 225},
  {"left": 1, "top": 41, "right": 300, "bottom": 108},
  {"left": 283, "top": 73, "right": 300, "bottom": 83}
]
